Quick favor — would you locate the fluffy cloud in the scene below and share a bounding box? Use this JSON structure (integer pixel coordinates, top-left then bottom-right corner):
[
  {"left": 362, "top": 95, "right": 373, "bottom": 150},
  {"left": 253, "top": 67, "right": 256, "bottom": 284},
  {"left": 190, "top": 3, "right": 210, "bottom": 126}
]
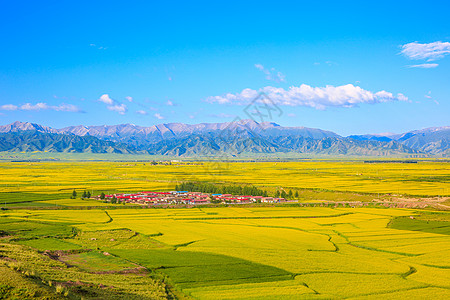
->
[
  {"left": 407, "top": 63, "right": 439, "bottom": 68},
  {"left": 98, "top": 94, "right": 127, "bottom": 114},
  {"left": 125, "top": 96, "right": 133, "bottom": 102},
  {"left": 0, "top": 104, "right": 19, "bottom": 111},
  {"left": 52, "top": 104, "right": 83, "bottom": 112},
  {"left": 20, "top": 102, "right": 49, "bottom": 110},
  {"left": 255, "top": 64, "right": 286, "bottom": 82},
  {"left": 136, "top": 110, "right": 148, "bottom": 115},
  {"left": 154, "top": 113, "right": 164, "bottom": 120},
  {"left": 206, "top": 84, "right": 408, "bottom": 110},
  {"left": 107, "top": 104, "right": 127, "bottom": 115},
  {"left": 208, "top": 113, "right": 236, "bottom": 118},
  {"left": 99, "top": 94, "right": 114, "bottom": 105},
  {"left": 401, "top": 41, "right": 450, "bottom": 61},
  {"left": 0, "top": 102, "right": 83, "bottom": 112},
  {"left": 166, "top": 100, "right": 174, "bottom": 106}
]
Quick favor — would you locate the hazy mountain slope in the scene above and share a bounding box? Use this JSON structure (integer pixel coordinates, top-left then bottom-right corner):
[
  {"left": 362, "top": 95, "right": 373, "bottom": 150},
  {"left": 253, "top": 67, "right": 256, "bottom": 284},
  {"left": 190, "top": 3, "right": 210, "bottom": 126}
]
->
[
  {"left": 395, "top": 127, "right": 450, "bottom": 154},
  {"left": 0, "top": 121, "right": 448, "bottom": 156},
  {"left": 347, "top": 135, "right": 393, "bottom": 143},
  {"left": 59, "top": 119, "right": 340, "bottom": 145},
  {"left": 0, "top": 131, "right": 134, "bottom": 153},
  {"left": 0, "top": 121, "right": 57, "bottom": 134},
  {"left": 348, "top": 127, "right": 450, "bottom": 155},
  {"left": 144, "top": 135, "right": 420, "bottom": 157}
]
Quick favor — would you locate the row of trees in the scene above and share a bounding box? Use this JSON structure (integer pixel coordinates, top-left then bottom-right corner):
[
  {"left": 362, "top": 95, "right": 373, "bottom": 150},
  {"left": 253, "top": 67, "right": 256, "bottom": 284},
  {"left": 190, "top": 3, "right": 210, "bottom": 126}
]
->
[
  {"left": 70, "top": 190, "right": 124, "bottom": 205},
  {"left": 274, "top": 189, "right": 299, "bottom": 200},
  {"left": 175, "top": 182, "right": 269, "bottom": 197},
  {"left": 175, "top": 182, "right": 300, "bottom": 199},
  {"left": 70, "top": 190, "right": 91, "bottom": 199}
]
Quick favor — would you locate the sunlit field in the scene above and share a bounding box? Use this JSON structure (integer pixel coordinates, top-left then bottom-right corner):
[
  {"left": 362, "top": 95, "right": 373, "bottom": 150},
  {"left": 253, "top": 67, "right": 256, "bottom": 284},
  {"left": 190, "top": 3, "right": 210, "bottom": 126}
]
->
[
  {"left": 1, "top": 207, "right": 449, "bottom": 299},
  {"left": 0, "top": 160, "right": 449, "bottom": 208},
  {"left": 0, "top": 160, "right": 449, "bottom": 298}
]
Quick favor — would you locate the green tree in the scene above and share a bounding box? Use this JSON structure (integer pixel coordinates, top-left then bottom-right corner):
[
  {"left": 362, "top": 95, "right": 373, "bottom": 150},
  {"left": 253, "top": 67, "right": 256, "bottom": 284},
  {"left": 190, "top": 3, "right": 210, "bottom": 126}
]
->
[
  {"left": 82, "top": 190, "right": 87, "bottom": 198},
  {"left": 295, "top": 190, "right": 299, "bottom": 198},
  {"left": 288, "top": 190, "right": 293, "bottom": 199},
  {"left": 72, "top": 190, "right": 77, "bottom": 199},
  {"left": 100, "top": 192, "right": 105, "bottom": 199},
  {"left": 281, "top": 190, "right": 287, "bottom": 199},
  {"left": 86, "top": 191, "right": 91, "bottom": 198}
]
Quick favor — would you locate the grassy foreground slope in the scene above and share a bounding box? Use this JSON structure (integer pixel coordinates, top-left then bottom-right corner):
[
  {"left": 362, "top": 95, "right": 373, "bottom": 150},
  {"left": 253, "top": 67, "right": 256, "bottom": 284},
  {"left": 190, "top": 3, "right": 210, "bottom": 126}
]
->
[{"left": 1, "top": 207, "right": 449, "bottom": 299}]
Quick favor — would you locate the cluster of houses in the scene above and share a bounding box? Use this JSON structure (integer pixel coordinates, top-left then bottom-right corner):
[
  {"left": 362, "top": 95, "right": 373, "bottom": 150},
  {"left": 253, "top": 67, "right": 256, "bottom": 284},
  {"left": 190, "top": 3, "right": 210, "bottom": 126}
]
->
[{"left": 99, "top": 191, "right": 287, "bottom": 206}]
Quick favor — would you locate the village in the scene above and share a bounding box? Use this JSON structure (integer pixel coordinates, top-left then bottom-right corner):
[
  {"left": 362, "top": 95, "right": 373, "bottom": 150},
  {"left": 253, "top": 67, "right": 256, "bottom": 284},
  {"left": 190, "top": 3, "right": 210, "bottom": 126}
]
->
[{"left": 99, "top": 191, "right": 288, "bottom": 206}]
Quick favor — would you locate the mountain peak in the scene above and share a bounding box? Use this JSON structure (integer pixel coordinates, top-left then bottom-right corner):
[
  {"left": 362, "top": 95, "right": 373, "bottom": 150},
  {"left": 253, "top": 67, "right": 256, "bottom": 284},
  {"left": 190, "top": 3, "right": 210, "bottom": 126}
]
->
[
  {"left": 0, "top": 121, "right": 56, "bottom": 134},
  {"left": 1, "top": 120, "right": 449, "bottom": 156}
]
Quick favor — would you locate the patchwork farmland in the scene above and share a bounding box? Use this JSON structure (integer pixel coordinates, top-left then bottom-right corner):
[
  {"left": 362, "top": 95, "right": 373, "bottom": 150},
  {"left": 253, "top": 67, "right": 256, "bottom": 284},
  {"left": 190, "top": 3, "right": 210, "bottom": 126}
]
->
[
  {"left": 0, "top": 160, "right": 449, "bottom": 299},
  {"left": 1, "top": 207, "right": 449, "bottom": 299}
]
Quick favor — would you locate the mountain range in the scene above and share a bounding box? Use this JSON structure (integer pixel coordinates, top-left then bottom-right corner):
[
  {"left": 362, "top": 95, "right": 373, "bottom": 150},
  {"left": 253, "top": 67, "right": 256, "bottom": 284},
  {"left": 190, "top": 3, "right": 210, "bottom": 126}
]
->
[{"left": 0, "top": 121, "right": 448, "bottom": 157}]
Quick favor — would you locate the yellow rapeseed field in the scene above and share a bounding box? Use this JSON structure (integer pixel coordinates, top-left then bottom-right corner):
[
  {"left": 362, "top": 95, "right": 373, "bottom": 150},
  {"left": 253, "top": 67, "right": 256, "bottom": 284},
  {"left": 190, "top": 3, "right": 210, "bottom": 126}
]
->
[
  {"left": 0, "top": 160, "right": 449, "bottom": 203},
  {"left": 2, "top": 206, "right": 449, "bottom": 298}
]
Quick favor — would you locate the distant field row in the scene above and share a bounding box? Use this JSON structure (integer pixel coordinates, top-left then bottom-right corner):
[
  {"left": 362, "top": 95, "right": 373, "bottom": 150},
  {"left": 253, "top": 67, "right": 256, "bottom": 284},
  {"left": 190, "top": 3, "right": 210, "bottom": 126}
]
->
[{"left": 0, "top": 161, "right": 448, "bottom": 206}]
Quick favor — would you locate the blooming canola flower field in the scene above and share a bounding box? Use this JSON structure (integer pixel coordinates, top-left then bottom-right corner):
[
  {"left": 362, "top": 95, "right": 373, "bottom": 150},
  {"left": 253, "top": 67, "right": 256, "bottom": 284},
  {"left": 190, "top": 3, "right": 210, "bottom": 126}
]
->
[
  {"left": 0, "top": 160, "right": 449, "bottom": 298},
  {"left": 0, "top": 160, "right": 449, "bottom": 207},
  {"left": 2, "top": 206, "right": 449, "bottom": 299}
]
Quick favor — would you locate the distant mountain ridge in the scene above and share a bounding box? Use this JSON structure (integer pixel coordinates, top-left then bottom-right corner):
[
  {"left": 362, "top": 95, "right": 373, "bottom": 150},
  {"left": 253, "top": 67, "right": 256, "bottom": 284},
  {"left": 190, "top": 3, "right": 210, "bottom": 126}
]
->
[
  {"left": 58, "top": 120, "right": 340, "bottom": 145},
  {"left": 349, "top": 126, "right": 450, "bottom": 156},
  {"left": 0, "top": 130, "right": 133, "bottom": 154},
  {"left": 0, "top": 121, "right": 448, "bottom": 157}
]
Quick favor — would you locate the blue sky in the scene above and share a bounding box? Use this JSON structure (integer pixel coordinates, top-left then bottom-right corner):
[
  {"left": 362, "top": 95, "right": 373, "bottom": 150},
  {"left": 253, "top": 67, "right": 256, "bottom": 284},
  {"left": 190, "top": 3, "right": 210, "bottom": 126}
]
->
[{"left": 0, "top": 0, "right": 449, "bottom": 135}]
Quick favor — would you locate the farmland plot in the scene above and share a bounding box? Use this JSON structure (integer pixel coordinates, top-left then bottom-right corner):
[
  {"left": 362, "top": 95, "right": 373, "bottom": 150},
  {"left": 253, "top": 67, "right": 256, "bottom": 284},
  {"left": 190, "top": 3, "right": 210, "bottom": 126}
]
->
[{"left": 1, "top": 207, "right": 449, "bottom": 299}]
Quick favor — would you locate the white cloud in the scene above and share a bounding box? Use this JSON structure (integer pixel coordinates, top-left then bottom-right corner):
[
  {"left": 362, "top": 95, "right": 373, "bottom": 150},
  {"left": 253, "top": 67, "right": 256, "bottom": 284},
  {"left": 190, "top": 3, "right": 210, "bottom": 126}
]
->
[
  {"left": 166, "top": 100, "right": 174, "bottom": 106},
  {"left": 408, "top": 63, "right": 439, "bottom": 68},
  {"left": 154, "top": 113, "right": 164, "bottom": 120},
  {"left": 254, "top": 64, "right": 286, "bottom": 82},
  {"left": 424, "top": 91, "right": 439, "bottom": 105},
  {"left": 136, "top": 110, "right": 148, "bottom": 115},
  {"left": 21, "top": 102, "right": 49, "bottom": 110},
  {"left": 99, "top": 94, "right": 127, "bottom": 114},
  {"left": 401, "top": 41, "right": 450, "bottom": 61},
  {"left": 0, "top": 104, "right": 18, "bottom": 111},
  {"left": 90, "top": 43, "right": 107, "bottom": 50},
  {"left": 99, "top": 94, "right": 114, "bottom": 105},
  {"left": 53, "top": 104, "right": 83, "bottom": 112},
  {"left": 208, "top": 113, "right": 236, "bottom": 118},
  {"left": 254, "top": 63, "right": 265, "bottom": 71},
  {"left": 206, "top": 84, "right": 409, "bottom": 110},
  {"left": 107, "top": 103, "right": 127, "bottom": 115},
  {"left": 0, "top": 102, "right": 82, "bottom": 112},
  {"left": 125, "top": 96, "right": 133, "bottom": 102}
]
